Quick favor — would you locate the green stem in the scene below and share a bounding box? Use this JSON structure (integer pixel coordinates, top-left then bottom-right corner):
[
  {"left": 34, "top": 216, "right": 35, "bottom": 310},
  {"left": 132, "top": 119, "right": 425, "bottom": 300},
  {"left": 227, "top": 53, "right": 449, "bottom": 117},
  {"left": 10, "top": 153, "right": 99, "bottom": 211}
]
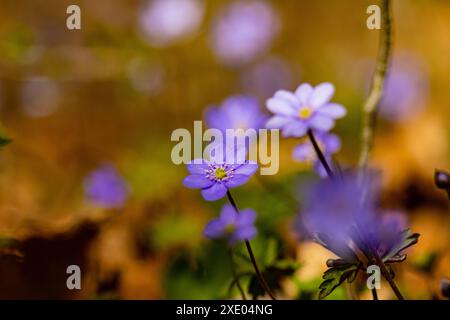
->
[
  {"left": 358, "top": 0, "right": 393, "bottom": 171},
  {"left": 226, "top": 190, "right": 277, "bottom": 300},
  {"left": 373, "top": 252, "right": 405, "bottom": 300}
]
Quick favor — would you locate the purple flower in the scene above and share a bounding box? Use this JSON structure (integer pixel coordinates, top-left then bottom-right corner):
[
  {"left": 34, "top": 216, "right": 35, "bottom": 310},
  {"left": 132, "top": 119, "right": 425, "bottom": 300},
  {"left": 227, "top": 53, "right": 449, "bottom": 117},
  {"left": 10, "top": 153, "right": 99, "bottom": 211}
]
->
[
  {"left": 204, "top": 95, "right": 267, "bottom": 132},
  {"left": 84, "top": 164, "right": 129, "bottom": 209},
  {"left": 293, "top": 132, "right": 341, "bottom": 177},
  {"left": 266, "top": 83, "right": 346, "bottom": 138},
  {"left": 183, "top": 148, "right": 258, "bottom": 201},
  {"left": 380, "top": 54, "right": 429, "bottom": 122},
  {"left": 209, "top": 0, "right": 280, "bottom": 66},
  {"left": 139, "top": 0, "right": 204, "bottom": 47},
  {"left": 299, "top": 173, "right": 377, "bottom": 260},
  {"left": 204, "top": 204, "right": 257, "bottom": 245}
]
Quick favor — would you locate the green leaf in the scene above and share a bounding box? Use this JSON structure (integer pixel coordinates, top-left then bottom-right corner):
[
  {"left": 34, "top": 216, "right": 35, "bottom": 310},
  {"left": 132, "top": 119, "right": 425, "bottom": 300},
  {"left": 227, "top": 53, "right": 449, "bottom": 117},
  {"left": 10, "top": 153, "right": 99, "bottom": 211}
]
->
[
  {"left": 383, "top": 229, "right": 420, "bottom": 263},
  {"left": 318, "top": 263, "right": 361, "bottom": 300}
]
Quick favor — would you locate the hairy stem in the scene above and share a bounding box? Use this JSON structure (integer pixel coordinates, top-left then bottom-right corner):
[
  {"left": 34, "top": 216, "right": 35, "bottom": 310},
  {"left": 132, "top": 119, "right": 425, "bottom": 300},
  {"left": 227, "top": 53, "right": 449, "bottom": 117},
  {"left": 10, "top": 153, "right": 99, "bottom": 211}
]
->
[
  {"left": 307, "top": 129, "right": 335, "bottom": 180},
  {"left": 358, "top": 0, "right": 393, "bottom": 171},
  {"left": 226, "top": 190, "right": 277, "bottom": 300}
]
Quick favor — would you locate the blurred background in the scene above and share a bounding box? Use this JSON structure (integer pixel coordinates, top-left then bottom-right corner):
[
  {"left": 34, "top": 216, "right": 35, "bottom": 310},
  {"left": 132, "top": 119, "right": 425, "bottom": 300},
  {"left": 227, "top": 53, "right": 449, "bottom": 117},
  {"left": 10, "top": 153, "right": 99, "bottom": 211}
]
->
[{"left": 0, "top": 0, "right": 449, "bottom": 299}]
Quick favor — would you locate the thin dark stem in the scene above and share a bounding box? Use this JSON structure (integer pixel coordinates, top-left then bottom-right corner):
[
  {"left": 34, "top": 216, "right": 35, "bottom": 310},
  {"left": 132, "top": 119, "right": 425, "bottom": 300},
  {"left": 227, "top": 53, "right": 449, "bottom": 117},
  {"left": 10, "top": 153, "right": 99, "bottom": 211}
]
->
[
  {"left": 359, "top": 0, "right": 393, "bottom": 171},
  {"left": 371, "top": 288, "right": 379, "bottom": 300},
  {"left": 226, "top": 190, "right": 277, "bottom": 300},
  {"left": 228, "top": 249, "right": 247, "bottom": 300},
  {"left": 307, "top": 129, "right": 335, "bottom": 180},
  {"left": 373, "top": 252, "right": 405, "bottom": 300}
]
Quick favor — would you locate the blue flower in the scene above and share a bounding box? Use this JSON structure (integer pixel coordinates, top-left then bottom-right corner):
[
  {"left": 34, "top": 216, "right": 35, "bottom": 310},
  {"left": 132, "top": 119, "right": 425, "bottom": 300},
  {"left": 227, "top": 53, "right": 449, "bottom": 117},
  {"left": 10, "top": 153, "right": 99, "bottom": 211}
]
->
[
  {"left": 293, "top": 132, "right": 341, "bottom": 177},
  {"left": 205, "top": 95, "right": 267, "bottom": 132},
  {"left": 266, "top": 83, "right": 346, "bottom": 138},
  {"left": 209, "top": 0, "right": 280, "bottom": 66},
  {"left": 183, "top": 142, "right": 258, "bottom": 201},
  {"left": 204, "top": 204, "right": 257, "bottom": 245},
  {"left": 84, "top": 164, "right": 129, "bottom": 209}
]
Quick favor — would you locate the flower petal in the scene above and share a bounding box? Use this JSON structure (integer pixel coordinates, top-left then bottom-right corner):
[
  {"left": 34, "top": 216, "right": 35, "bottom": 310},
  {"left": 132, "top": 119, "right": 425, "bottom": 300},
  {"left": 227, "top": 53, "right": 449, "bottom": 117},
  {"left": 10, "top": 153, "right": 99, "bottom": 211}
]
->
[
  {"left": 187, "top": 160, "right": 209, "bottom": 175},
  {"left": 266, "top": 97, "right": 296, "bottom": 116},
  {"left": 317, "top": 103, "right": 346, "bottom": 118},
  {"left": 220, "top": 204, "right": 238, "bottom": 225},
  {"left": 236, "top": 209, "right": 257, "bottom": 227},
  {"left": 309, "top": 83, "right": 335, "bottom": 108},
  {"left": 292, "top": 143, "right": 314, "bottom": 162},
  {"left": 204, "top": 220, "right": 226, "bottom": 239},
  {"left": 234, "top": 161, "right": 258, "bottom": 176},
  {"left": 282, "top": 121, "right": 308, "bottom": 138},
  {"left": 265, "top": 115, "right": 292, "bottom": 129},
  {"left": 201, "top": 183, "right": 228, "bottom": 201},
  {"left": 183, "top": 175, "right": 214, "bottom": 189},
  {"left": 274, "top": 90, "right": 300, "bottom": 107},
  {"left": 225, "top": 174, "right": 251, "bottom": 188},
  {"left": 231, "top": 226, "right": 257, "bottom": 243},
  {"left": 295, "top": 83, "right": 313, "bottom": 104},
  {"left": 309, "top": 114, "right": 335, "bottom": 132},
  {"left": 324, "top": 134, "right": 341, "bottom": 154}
]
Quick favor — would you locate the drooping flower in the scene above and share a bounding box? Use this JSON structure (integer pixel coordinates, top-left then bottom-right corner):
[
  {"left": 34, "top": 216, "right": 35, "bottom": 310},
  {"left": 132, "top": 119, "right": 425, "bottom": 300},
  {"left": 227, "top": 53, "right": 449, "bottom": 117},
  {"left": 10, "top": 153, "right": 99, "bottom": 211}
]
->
[
  {"left": 298, "top": 173, "right": 419, "bottom": 263},
  {"left": 84, "top": 164, "right": 129, "bottom": 209},
  {"left": 204, "top": 95, "right": 267, "bottom": 132},
  {"left": 266, "top": 83, "right": 346, "bottom": 138},
  {"left": 204, "top": 204, "right": 257, "bottom": 245},
  {"left": 209, "top": 0, "right": 280, "bottom": 66},
  {"left": 299, "top": 173, "right": 376, "bottom": 260},
  {"left": 293, "top": 132, "right": 341, "bottom": 177},
  {"left": 138, "top": 0, "right": 204, "bottom": 47},
  {"left": 183, "top": 143, "right": 258, "bottom": 201}
]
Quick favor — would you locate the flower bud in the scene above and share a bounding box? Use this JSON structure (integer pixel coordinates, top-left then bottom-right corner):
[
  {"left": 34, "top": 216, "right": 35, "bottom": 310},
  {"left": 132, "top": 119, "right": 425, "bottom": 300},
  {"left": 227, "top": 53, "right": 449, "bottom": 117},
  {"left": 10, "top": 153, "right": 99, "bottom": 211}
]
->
[
  {"left": 441, "top": 278, "right": 450, "bottom": 299},
  {"left": 434, "top": 170, "right": 450, "bottom": 190}
]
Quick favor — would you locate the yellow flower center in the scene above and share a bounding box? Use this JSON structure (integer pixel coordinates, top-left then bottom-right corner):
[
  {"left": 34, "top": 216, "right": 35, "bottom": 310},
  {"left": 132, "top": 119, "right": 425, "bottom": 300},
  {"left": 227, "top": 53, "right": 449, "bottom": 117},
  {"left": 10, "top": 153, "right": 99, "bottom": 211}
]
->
[
  {"left": 224, "top": 223, "right": 235, "bottom": 234},
  {"left": 215, "top": 167, "right": 227, "bottom": 180},
  {"left": 298, "top": 106, "right": 313, "bottom": 119}
]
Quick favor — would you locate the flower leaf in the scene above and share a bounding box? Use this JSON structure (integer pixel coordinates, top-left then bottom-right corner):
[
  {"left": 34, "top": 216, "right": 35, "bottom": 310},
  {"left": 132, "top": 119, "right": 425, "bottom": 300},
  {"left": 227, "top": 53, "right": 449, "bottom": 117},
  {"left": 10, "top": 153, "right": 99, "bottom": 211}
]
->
[
  {"left": 383, "top": 229, "right": 420, "bottom": 263},
  {"left": 318, "top": 263, "right": 361, "bottom": 300}
]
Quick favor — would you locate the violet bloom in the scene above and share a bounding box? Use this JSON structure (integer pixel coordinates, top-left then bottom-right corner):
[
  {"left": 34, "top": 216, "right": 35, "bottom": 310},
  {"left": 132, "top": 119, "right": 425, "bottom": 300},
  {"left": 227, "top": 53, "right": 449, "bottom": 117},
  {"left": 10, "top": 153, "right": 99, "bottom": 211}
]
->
[
  {"left": 204, "top": 95, "right": 267, "bottom": 132},
  {"left": 139, "top": 0, "right": 204, "bottom": 47},
  {"left": 293, "top": 132, "right": 341, "bottom": 178},
  {"left": 183, "top": 142, "right": 258, "bottom": 201},
  {"left": 204, "top": 204, "right": 257, "bottom": 245},
  {"left": 299, "top": 173, "right": 377, "bottom": 260},
  {"left": 266, "top": 83, "right": 346, "bottom": 138},
  {"left": 209, "top": 0, "right": 280, "bottom": 66},
  {"left": 380, "top": 54, "right": 429, "bottom": 122},
  {"left": 84, "top": 165, "right": 129, "bottom": 209}
]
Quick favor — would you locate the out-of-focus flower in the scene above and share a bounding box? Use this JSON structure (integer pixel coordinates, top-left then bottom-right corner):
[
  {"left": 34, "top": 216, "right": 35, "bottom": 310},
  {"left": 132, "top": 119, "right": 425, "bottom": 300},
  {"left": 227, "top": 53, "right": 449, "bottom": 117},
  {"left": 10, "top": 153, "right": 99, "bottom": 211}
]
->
[
  {"left": 293, "top": 132, "right": 341, "bottom": 177},
  {"left": 380, "top": 54, "right": 429, "bottom": 122},
  {"left": 266, "top": 83, "right": 346, "bottom": 138},
  {"left": 299, "top": 173, "right": 376, "bottom": 260},
  {"left": 204, "top": 204, "right": 257, "bottom": 245},
  {"left": 299, "top": 173, "right": 419, "bottom": 263},
  {"left": 84, "top": 164, "right": 129, "bottom": 209},
  {"left": 240, "top": 56, "right": 294, "bottom": 99},
  {"left": 183, "top": 143, "right": 258, "bottom": 201},
  {"left": 139, "top": 0, "right": 204, "bottom": 47},
  {"left": 209, "top": 0, "right": 280, "bottom": 66},
  {"left": 20, "top": 77, "right": 61, "bottom": 118},
  {"left": 204, "top": 95, "right": 267, "bottom": 132}
]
